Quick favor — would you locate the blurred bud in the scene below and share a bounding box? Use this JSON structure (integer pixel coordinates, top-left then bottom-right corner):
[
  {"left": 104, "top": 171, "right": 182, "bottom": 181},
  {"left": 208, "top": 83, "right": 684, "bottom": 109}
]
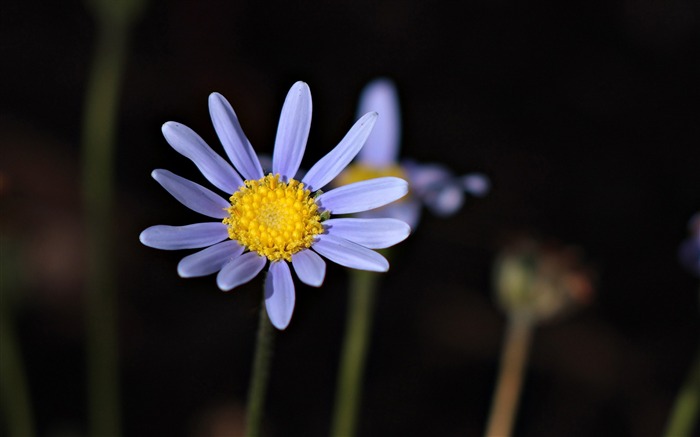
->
[
  {"left": 678, "top": 213, "right": 700, "bottom": 278},
  {"left": 494, "top": 238, "right": 595, "bottom": 323}
]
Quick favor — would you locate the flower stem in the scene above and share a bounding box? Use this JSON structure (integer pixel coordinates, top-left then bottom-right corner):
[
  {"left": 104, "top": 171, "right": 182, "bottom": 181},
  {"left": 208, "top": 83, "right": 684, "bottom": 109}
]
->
[
  {"left": 330, "top": 269, "right": 381, "bottom": 437},
  {"left": 245, "top": 297, "right": 276, "bottom": 437},
  {"left": 0, "top": 297, "right": 35, "bottom": 437},
  {"left": 81, "top": 1, "right": 142, "bottom": 435},
  {"left": 81, "top": 25, "right": 125, "bottom": 437},
  {"left": 484, "top": 313, "right": 534, "bottom": 437},
  {"left": 663, "top": 347, "right": 700, "bottom": 437}
]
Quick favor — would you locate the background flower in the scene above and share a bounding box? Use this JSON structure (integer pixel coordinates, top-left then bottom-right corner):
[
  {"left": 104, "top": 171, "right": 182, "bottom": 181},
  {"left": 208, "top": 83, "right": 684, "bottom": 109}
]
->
[
  {"left": 336, "top": 78, "right": 490, "bottom": 229},
  {"left": 679, "top": 213, "right": 700, "bottom": 277}
]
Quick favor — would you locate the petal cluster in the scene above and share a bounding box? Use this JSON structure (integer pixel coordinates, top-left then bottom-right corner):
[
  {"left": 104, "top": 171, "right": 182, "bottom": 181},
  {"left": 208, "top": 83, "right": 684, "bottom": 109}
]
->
[
  {"left": 140, "top": 82, "right": 410, "bottom": 330},
  {"left": 347, "top": 78, "right": 490, "bottom": 229}
]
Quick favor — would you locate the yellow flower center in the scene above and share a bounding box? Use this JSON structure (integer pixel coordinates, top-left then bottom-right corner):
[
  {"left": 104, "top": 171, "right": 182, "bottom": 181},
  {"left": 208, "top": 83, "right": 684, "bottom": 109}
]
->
[
  {"left": 223, "top": 174, "right": 323, "bottom": 262},
  {"left": 335, "top": 163, "right": 408, "bottom": 187}
]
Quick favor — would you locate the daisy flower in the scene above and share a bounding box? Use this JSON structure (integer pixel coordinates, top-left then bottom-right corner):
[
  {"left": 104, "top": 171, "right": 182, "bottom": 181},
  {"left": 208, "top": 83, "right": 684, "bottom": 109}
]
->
[
  {"left": 335, "top": 78, "right": 489, "bottom": 229},
  {"left": 140, "top": 82, "right": 410, "bottom": 329}
]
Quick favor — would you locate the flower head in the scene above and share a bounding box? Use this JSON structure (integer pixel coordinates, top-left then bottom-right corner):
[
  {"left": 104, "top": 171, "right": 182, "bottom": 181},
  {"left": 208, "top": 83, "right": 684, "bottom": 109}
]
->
[
  {"left": 335, "top": 78, "right": 489, "bottom": 229},
  {"left": 140, "top": 82, "right": 410, "bottom": 329}
]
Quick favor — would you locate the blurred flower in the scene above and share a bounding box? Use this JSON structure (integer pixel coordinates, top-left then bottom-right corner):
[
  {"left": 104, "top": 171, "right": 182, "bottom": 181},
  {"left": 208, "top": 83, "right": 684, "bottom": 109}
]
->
[
  {"left": 140, "top": 82, "right": 410, "bottom": 329},
  {"left": 335, "top": 78, "right": 489, "bottom": 229},
  {"left": 493, "top": 238, "right": 595, "bottom": 323},
  {"left": 679, "top": 213, "right": 700, "bottom": 277}
]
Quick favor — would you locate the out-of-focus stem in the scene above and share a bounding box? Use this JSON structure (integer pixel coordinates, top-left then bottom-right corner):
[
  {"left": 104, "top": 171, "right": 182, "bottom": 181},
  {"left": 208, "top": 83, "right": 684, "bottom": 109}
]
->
[
  {"left": 330, "top": 270, "right": 381, "bottom": 437},
  {"left": 0, "top": 295, "right": 35, "bottom": 437},
  {"left": 663, "top": 347, "right": 700, "bottom": 437},
  {"left": 484, "top": 313, "right": 534, "bottom": 437},
  {"left": 81, "top": 1, "right": 142, "bottom": 435},
  {"left": 82, "top": 23, "right": 125, "bottom": 437}
]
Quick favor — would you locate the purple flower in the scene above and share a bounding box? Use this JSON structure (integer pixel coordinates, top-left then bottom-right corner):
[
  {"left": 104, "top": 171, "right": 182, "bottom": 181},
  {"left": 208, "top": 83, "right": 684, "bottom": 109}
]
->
[
  {"left": 335, "top": 78, "right": 489, "bottom": 229},
  {"left": 140, "top": 82, "right": 410, "bottom": 329}
]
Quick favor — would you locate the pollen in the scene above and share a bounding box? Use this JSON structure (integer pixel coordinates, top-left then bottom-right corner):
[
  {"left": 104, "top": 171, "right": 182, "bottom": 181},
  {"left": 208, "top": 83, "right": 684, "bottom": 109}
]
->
[
  {"left": 223, "top": 174, "right": 324, "bottom": 262},
  {"left": 335, "top": 163, "right": 407, "bottom": 187}
]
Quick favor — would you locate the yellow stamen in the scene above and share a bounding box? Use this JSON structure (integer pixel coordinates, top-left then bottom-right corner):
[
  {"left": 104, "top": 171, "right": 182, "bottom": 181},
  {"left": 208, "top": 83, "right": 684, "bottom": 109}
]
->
[
  {"left": 223, "top": 174, "right": 323, "bottom": 262},
  {"left": 335, "top": 163, "right": 407, "bottom": 187}
]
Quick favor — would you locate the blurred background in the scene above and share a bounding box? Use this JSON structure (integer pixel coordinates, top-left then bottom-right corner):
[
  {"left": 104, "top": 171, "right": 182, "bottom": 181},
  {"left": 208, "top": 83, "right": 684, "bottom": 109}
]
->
[{"left": 2, "top": 0, "right": 699, "bottom": 436}]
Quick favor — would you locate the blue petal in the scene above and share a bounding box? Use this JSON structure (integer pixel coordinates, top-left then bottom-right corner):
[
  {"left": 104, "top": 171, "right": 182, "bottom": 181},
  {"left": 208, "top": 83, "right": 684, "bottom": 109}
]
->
[
  {"left": 323, "top": 218, "right": 410, "bottom": 249},
  {"left": 291, "top": 249, "right": 326, "bottom": 287},
  {"left": 381, "top": 200, "right": 422, "bottom": 230},
  {"left": 316, "top": 177, "right": 408, "bottom": 214},
  {"left": 209, "top": 92, "right": 264, "bottom": 180},
  {"left": 423, "top": 183, "right": 465, "bottom": 216},
  {"left": 355, "top": 199, "right": 423, "bottom": 231},
  {"left": 216, "top": 251, "right": 266, "bottom": 291},
  {"left": 272, "top": 82, "right": 312, "bottom": 180},
  {"left": 461, "top": 173, "right": 491, "bottom": 197},
  {"left": 139, "top": 223, "right": 229, "bottom": 250},
  {"left": 264, "top": 261, "right": 296, "bottom": 330},
  {"left": 161, "top": 122, "right": 243, "bottom": 193},
  {"left": 404, "top": 161, "right": 465, "bottom": 215},
  {"left": 152, "top": 169, "right": 230, "bottom": 219},
  {"left": 357, "top": 78, "right": 401, "bottom": 167},
  {"left": 302, "top": 112, "right": 378, "bottom": 191},
  {"left": 177, "top": 240, "right": 244, "bottom": 277},
  {"left": 679, "top": 237, "right": 700, "bottom": 277},
  {"left": 403, "top": 160, "right": 453, "bottom": 193},
  {"left": 312, "top": 234, "right": 389, "bottom": 272}
]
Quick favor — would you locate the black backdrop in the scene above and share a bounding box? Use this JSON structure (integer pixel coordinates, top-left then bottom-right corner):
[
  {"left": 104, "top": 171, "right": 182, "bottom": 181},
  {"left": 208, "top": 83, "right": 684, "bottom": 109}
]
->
[{"left": 3, "top": 0, "right": 699, "bottom": 435}]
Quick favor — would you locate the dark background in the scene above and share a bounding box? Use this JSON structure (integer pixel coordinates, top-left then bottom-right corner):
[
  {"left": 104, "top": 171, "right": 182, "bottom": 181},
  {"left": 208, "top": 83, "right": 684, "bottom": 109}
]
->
[{"left": 2, "top": 0, "right": 699, "bottom": 435}]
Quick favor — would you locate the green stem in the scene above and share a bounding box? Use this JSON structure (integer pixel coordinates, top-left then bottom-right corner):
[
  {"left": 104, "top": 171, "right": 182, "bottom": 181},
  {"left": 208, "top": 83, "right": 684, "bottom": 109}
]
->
[
  {"left": 330, "top": 270, "right": 381, "bottom": 437},
  {"left": 245, "top": 297, "right": 276, "bottom": 437},
  {"left": 0, "top": 299, "right": 35, "bottom": 437},
  {"left": 484, "top": 313, "right": 534, "bottom": 437},
  {"left": 663, "top": 347, "right": 700, "bottom": 437},
  {"left": 81, "top": 2, "right": 140, "bottom": 434}
]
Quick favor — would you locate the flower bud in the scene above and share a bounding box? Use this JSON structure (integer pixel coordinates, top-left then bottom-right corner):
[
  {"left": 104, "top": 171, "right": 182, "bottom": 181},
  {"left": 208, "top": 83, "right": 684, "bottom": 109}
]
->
[{"left": 494, "top": 238, "right": 594, "bottom": 323}]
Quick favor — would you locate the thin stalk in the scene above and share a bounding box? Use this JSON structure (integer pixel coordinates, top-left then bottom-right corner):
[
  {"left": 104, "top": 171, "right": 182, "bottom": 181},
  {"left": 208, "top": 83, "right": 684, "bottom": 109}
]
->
[
  {"left": 484, "top": 313, "right": 535, "bottom": 437},
  {"left": 0, "top": 299, "right": 35, "bottom": 437},
  {"left": 81, "top": 5, "right": 137, "bottom": 435},
  {"left": 330, "top": 270, "right": 381, "bottom": 437},
  {"left": 663, "top": 347, "right": 700, "bottom": 437},
  {"left": 245, "top": 297, "right": 276, "bottom": 437}
]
